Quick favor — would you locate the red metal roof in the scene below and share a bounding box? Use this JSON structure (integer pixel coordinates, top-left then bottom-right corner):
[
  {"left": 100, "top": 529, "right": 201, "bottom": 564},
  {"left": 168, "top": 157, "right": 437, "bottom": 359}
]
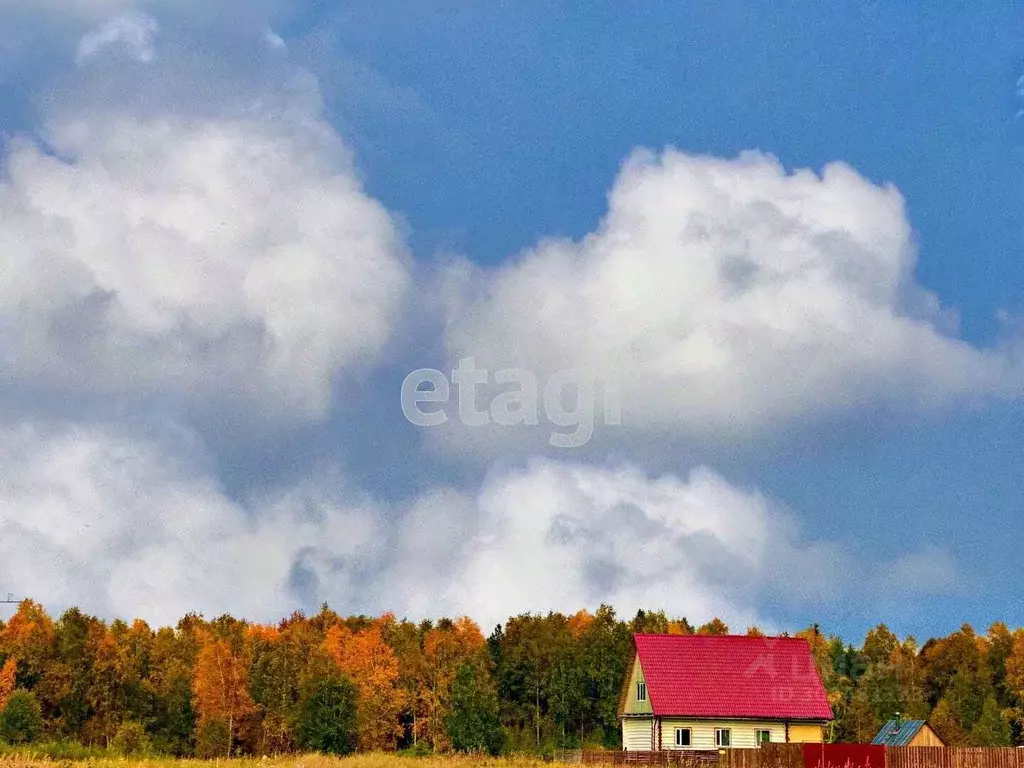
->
[{"left": 633, "top": 634, "right": 834, "bottom": 721}]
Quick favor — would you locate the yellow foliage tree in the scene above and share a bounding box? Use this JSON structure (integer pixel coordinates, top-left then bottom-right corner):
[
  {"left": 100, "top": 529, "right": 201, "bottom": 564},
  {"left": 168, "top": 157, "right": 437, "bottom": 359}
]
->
[
  {"left": 696, "top": 618, "right": 730, "bottom": 635},
  {"left": 1005, "top": 629, "right": 1024, "bottom": 717},
  {"left": 421, "top": 617, "right": 487, "bottom": 750},
  {"left": 85, "top": 630, "right": 123, "bottom": 746},
  {"left": 667, "top": 620, "right": 694, "bottom": 635}
]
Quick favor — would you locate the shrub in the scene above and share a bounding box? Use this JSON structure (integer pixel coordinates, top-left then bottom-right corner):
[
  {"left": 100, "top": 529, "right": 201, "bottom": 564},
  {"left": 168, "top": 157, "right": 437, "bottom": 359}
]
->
[
  {"left": 195, "top": 719, "right": 231, "bottom": 759},
  {"left": 399, "top": 741, "right": 433, "bottom": 757},
  {"left": 112, "top": 720, "right": 152, "bottom": 756},
  {"left": 0, "top": 690, "right": 43, "bottom": 744}
]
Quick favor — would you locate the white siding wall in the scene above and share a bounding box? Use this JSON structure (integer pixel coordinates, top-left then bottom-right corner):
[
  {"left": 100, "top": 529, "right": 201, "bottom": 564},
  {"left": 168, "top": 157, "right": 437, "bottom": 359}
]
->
[
  {"left": 659, "top": 720, "right": 784, "bottom": 750},
  {"left": 622, "top": 718, "right": 654, "bottom": 750}
]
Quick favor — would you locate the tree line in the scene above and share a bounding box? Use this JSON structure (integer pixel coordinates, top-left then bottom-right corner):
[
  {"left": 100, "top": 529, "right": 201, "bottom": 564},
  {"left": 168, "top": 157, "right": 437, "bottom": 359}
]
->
[{"left": 1, "top": 601, "right": 1023, "bottom": 755}]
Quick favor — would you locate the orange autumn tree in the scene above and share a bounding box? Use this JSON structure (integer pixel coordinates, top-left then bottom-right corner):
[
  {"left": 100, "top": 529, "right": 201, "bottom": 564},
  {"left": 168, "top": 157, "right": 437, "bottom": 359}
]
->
[
  {"left": 0, "top": 657, "right": 16, "bottom": 709},
  {"left": 192, "top": 630, "right": 256, "bottom": 756},
  {"left": 0, "top": 600, "right": 58, "bottom": 724},
  {"left": 567, "top": 610, "right": 594, "bottom": 639},
  {"left": 323, "top": 617, "right": 405, "bottom": 750},
  {"left": 0, "top": 600, "right": 55, "bottom": 685}
]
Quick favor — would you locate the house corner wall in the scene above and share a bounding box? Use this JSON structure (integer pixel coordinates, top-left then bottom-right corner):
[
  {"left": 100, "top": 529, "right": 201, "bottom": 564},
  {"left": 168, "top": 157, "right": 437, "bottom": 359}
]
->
[{"left": 788, "top": 723, "right": 825, "bottom": 743}]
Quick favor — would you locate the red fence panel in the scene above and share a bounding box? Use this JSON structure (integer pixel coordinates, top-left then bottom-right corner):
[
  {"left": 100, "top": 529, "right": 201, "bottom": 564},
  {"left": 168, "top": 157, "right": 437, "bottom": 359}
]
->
[{"left": 802, "top": 743, "right": 887, "bottom": 768}]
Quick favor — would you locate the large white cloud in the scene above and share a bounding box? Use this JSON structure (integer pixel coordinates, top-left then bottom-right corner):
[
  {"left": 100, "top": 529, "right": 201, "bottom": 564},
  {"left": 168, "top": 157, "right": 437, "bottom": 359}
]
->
[
  {"left": 441, "top": 149, "right": 1020, "bottom": 448},
  {"left": 448, "top": 459, "right": 802, "bottom": 629},
  {"left": 0, "top": 423, "right": 954, "bottom": 629},
  {"left": 0, "top": 112, "right": 410, "bottom": 422},
  {"left": 0, "top": 422, "right": 385, "bottom": 624}
]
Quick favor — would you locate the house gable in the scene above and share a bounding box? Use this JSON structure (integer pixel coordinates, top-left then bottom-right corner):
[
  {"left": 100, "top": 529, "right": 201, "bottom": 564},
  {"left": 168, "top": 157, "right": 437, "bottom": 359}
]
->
[
  {"left": 909, "top": 724, "right": 944, "bottom": 747},
  {"left": 621, "top": 653, "right": 653, "bottom": 716}
]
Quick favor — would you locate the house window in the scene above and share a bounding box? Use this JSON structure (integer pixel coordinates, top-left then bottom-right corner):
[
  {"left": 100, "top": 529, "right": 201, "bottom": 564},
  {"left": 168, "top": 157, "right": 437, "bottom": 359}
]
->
[
  {"left": 756, "top": 729, "right": 772, "bottom": 745},
  {"left": 715, "top": 728, "right": 732, "bottom": 748},
  {"left": 636, "top": 682, "right": 647, "bottom": 702},
  {"left": 675, "top": 728, "right": 692, "bottom": 747}
]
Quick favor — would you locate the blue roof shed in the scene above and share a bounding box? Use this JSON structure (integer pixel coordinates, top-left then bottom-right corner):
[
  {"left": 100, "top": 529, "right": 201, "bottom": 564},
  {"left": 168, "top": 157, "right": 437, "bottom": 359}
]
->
[{"left": 872, "top": 719, "right": 944, "bottom": 747}]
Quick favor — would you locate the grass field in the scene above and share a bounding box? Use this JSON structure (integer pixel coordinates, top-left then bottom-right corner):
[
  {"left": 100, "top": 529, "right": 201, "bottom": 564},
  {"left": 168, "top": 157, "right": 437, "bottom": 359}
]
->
[{"left": 0, "top": 753, "right": 550, "bottom": 768}]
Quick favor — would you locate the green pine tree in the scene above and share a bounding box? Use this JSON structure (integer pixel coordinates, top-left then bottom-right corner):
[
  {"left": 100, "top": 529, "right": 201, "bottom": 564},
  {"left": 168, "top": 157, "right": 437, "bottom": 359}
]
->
[
  {"left": 446, "top": 663, "right": 505, "bottom": 754},
  {"left": 294, "top": 675, "right": 358, "bottom": 755}
]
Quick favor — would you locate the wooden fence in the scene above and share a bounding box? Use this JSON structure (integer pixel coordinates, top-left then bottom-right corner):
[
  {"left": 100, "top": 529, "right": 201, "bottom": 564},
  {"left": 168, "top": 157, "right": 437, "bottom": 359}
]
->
[
  {"left": 554, "top": 747, "right": 1024, "bottom": 768},
  {"left": 720, "top": 745, "right": 803, "bottom": 768},
  {"left": 553, "top": 750, "right": 721, "bottom": 766},
  {"left": 886, "top": 748, "right": 1024, "bottom": 768}
]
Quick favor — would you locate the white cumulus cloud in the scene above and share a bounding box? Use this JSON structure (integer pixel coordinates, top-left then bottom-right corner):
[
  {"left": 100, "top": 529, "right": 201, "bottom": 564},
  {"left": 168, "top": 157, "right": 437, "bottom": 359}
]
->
[
  {"left": 0, "top": 112, "right": 410, "bottom": 423},
  {"left": 0, "top": 424, "right": 957, "bottom": 629},
  {"left": 441, "top": 149, "right": 1020, "bottom": 451},
  {"left": 444, "top": 458, "right": 869, "bottom": 629},
  {"left": 0, "top": 422, "right": 386, "bottom": 624}
]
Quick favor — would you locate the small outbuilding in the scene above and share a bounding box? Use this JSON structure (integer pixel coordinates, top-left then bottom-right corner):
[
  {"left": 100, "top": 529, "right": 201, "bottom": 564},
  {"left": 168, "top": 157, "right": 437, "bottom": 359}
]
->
[{"left": 871, "top": 719, "right": 945, "bottom": 747}]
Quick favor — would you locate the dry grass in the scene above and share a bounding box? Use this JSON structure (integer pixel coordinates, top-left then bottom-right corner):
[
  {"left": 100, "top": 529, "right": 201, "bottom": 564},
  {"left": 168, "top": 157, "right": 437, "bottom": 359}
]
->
[{"left": 0, "top": 752, "right": 551, "bottom": 768}]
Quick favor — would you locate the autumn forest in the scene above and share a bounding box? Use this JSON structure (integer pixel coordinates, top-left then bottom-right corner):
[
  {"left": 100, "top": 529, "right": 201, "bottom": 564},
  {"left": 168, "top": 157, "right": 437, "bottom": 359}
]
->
[{"left": 1, "top": 601, "right": 1023, "bottom": 756}]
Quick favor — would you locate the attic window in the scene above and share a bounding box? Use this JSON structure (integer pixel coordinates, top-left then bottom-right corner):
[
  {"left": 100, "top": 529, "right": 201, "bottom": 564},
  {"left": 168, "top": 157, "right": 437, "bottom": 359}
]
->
[{"left": 636, "top": 682, "right": 647, "bottom": 702}]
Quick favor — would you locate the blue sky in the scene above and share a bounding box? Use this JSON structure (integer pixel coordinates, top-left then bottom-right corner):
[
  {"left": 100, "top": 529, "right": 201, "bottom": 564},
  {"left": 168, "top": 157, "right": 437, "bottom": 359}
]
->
[
  {"left": 0, "top": 1, "right": 1022, "bottom": 645},
  {"left": 298, "top": 1, "right": 1024, "bottom": 338}
]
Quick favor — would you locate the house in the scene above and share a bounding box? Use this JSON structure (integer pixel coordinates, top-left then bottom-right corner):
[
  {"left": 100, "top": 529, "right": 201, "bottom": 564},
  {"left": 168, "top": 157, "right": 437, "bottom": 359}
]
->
[
  {"left": 871, "top": 719, "right": 945, "bottom": 747},
  {"left": 619, "top": 634, "right": 834, "bottom": 751}
]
